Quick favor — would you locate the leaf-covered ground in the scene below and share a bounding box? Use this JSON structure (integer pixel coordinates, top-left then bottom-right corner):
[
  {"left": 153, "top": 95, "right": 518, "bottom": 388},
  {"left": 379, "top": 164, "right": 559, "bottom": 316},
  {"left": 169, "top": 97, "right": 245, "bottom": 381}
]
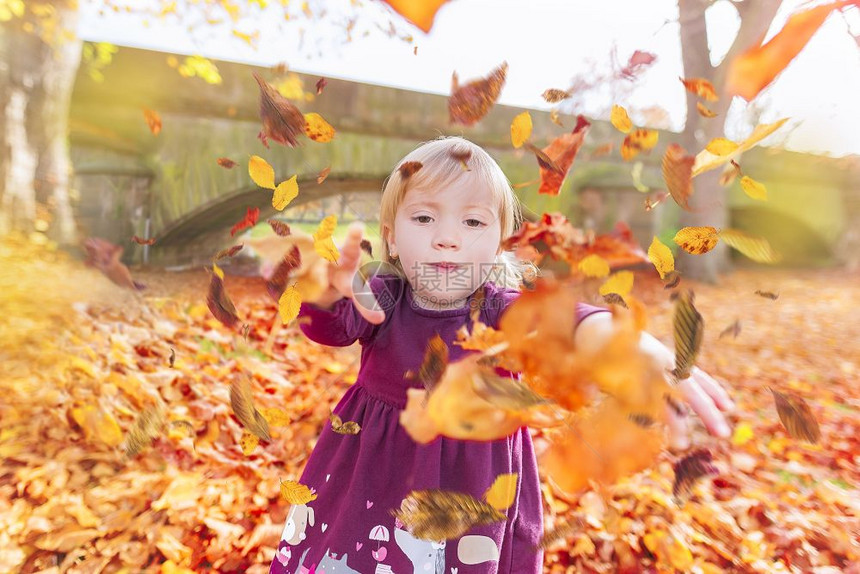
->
[{"left": 1, "top": 235, "right": 858, "bottom": 573}]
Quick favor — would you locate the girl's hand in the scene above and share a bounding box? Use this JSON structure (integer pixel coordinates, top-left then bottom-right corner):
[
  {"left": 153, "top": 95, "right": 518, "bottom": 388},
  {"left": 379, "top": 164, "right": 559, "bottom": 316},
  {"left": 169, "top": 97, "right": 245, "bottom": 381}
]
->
[
  {"left": 638, "top": 332, "right": 735, "bottom": 450},
  {"left": 322, "top": 221, "right": 386, "bottom": 325}
]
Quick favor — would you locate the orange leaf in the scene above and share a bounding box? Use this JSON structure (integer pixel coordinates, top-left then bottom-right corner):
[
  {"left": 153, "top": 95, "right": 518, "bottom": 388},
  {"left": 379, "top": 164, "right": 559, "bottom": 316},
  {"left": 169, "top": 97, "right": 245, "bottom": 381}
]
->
[
  {"left": 143, "top": 108, "right": 161, "bottom": 135},
  {"left": 537, "top": 116, "right": 591, "bottom": 195},
  {"left": 317, "top": 166, "right": 331, "bottom": 184},
  {"left": 680, "top": 77, "right": 718, "bottom": 101},
  {"left": 449, "top": 62, "right": 508, "bottom": 126},
  {"left": 661, "top": 144, "right": 695, "bottom": 210},
  {"left": 304, "top": 112, "right": 335, "bottom": 143},
  {"left": 726, "top": 1, "right": 856, "bottom": 101},
  {"left": 381, "top": 0, "right": 451, "bottom": 33},
  {"left": 696, "top": 101, "right": 718, "bottom": 118}
]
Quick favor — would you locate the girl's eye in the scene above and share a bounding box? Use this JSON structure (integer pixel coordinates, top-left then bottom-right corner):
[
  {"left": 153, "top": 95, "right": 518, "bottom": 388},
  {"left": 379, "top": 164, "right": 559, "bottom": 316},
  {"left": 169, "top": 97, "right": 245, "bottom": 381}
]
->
[
  {"left": 412, "top": 215, "right": 433, "bottom": 224},
  {"left": 465, "top": 219, "right": 486, "bottom": 228}
]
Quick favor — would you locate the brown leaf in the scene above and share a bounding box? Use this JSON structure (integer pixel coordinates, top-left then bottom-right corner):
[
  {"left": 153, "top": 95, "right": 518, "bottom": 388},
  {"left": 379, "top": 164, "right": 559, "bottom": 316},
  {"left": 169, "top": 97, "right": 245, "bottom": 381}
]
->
[
  {"left": 718, "top": 319, "right": 741, "bottom": 340},
  {"left": 131, "top": 235, "right": 156, "bottom": 246},
  {"left": 663, "top": 270, "right": 682, "bottom": 289},
  {"left": 83, "top": 237, "right": 145, "bottom": 291},
  {"left": 755, "top": 289, "right": 779, "bottom": 300},
  {"left": 329, "top": 411, "right": 361, "bottom": 435},
  {"left": 542, "top": 88, "right": 570, "bottom": 103},
  {"left": 253, "top": 71, "right": 306, "bottom": 148},
  {"left": 671, "top": 290, "right": 703, "bottom": 381},
  {"left": 359, "top": 239, "right": 373, "bottom": 258},
  {"left": 719, "top": 160, "right": 742, "bottom": 187},
  {"left": 536, "top": 115, "right": 591, "bottom": 196},
  {"left": 449, "top": 62, "right": 508, "bottom": 126},
  {"left": 672, "top": 448, "right": 718, "bottom": 502},
  {"left": 123, "top": 405, "right": 166, "bottom": 458},
  {"left": 214, "top": 244, "right": 244, "bottom": 261},
  {"left": 315, "top": 77, "right": 328, "bottom": 95},
  {"left": 399, "top": 161, "right": 423, "bottom": 178},
  {"left": 206, "top": 269, "right": 240, "bottom": 329},
  {"left": 662, "top": 144, "right": 695, "bottom": 210},
  {"left": 317, "top": 166, "right": 331, "bottom": 184},
  {"left": 216, "top": 157, "right": 238, "bottom": 169},
  {"left": 230, "top": 375, "right": 271, "bottom": 441},
  {"left": 266, "top": 244, "right": 301, "bottom": 301},
  {"left": 394, "top": 489, "right": 506, "bottom": 541},
  {"left": 770, "top": 388, "right": 821, "bottom": 444},
  {"left": 413, "top": 334, "right": 449, "bottom": 392},
  {"left": 268, "top": 219, "right": 292, "bottom": 237},
  {"left": 168, "top": 348, "right": 176, "bottom": 368}
]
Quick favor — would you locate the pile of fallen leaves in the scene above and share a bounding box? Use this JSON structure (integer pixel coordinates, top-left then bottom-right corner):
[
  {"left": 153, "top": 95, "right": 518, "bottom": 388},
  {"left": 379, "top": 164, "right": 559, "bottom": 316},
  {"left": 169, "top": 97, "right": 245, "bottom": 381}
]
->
[{"left": 1, "top": 233, "right": 858, "bottom": 572}]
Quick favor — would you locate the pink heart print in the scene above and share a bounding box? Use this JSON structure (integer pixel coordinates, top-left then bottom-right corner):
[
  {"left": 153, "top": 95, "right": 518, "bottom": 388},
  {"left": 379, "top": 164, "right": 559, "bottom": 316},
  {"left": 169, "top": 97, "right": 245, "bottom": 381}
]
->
[
  {"left": 366, "top": 500, "right": 373, "bottom": 509},
  {"left": 356, "top": 542, "right": 363, "bottom": 551}
]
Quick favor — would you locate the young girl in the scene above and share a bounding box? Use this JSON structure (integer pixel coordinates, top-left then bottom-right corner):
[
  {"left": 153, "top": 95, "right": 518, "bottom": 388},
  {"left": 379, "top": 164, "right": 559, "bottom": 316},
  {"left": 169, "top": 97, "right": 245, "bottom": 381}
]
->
[{"left": 269, "top": 137, "right": 734, "bottom": 574}]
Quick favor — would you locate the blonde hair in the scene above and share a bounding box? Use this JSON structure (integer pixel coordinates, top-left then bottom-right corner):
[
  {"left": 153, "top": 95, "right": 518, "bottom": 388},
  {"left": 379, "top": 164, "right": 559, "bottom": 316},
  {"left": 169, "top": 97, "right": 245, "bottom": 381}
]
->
[{"left": 379, "top": 136, "right": 538, "bottom": 290}]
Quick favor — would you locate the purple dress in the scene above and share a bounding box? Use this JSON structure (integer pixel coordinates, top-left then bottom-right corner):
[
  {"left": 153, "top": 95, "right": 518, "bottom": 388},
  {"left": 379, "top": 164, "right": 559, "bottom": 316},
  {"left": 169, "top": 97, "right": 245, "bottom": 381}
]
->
[{"left": 270, "top": 275, "right": 607, "bottom": 574}]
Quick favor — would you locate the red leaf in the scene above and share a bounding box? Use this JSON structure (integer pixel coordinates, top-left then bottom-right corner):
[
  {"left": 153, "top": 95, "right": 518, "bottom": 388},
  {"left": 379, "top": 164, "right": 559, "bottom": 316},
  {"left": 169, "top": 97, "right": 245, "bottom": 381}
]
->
[
  {"left": 230, "top": 207, "right": 260, "bottom": 237},
  {"left": 206, "top": 271, "right": 240, "bottom": 329},
  {"left": 536, "top": 115, "right": 590, "bottom": 196},
  {"left": 449, "top": 62, "right": 507, "bottom": 126}
]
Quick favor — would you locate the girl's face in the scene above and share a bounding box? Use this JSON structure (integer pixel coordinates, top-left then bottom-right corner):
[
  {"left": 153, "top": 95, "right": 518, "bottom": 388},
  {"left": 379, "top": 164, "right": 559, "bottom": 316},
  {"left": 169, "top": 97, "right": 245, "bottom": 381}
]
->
[{"left": 385, "top": 173, "right": 503, "bottom": 310}]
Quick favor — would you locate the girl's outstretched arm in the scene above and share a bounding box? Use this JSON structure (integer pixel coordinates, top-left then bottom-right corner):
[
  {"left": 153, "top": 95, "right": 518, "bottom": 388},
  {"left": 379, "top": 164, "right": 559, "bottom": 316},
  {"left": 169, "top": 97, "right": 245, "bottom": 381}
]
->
[{"left": 574, "top": 311, "right": 735, "bottom": 450}]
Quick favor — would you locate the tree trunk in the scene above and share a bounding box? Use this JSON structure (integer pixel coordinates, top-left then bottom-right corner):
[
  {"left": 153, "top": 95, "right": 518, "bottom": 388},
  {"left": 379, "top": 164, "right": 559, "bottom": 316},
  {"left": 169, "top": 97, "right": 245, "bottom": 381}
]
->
[
  {"left": 0, "top": 4, "right": 82, "bottom": 245},
  {"left": 676, "top": 0, "right": 781, "bottom": 282}
]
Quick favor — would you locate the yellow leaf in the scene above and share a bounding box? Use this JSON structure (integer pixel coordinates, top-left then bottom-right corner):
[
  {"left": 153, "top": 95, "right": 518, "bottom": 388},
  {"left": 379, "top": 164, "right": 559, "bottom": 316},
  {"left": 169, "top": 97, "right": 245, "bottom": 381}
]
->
[
  {"left": 280, "top": 479, "right": 318, "bottom": 504},
  {"left": 279, "top": 284, "right": 302, "bottom": 325},
  {"left": 732, "top": 422, "right": 754, "bottom": 446},
  {"left": 692, "top": 118, "right": 789, "bottom": 177},
  {"left": 304, "top": 112, "right": 335, "bottom": 142},
  {"left": 161, "top": 560, "right": 197, "bottom": 574},
  {"left": 484, "top": 473, "right": 518, "bottom": 510},
  {"left": 71, "top": 405, "right": 123, "bottom": 447},
  {"left": 739, "top": 175, "right": 767, "bottom": 201},
  {"left": 620, "top": 136, "right": 639, "bottom": 161},
  {"left": 510, "top": 111, "right": 532, "bottom": 149},
  {"left": 705, "top": 137, "right": 739, "bottom": 156},
  {"left": 718, "top": 228, "right": 781, "bottom": 263},
  {"left": 667, "top": 532, "right": 694, "bottom": 570},
  {"left": 673, "top": 227, "right": 719, "bottom": 255},
  {"left": 273, "top": 175, "right": 299, "bottom": 210},
  {"left": 696, "top": 102, "right": 718, "bottom": 118},
  {"left": 212, "top": 263, "right": 224, "bottom": 280},
  {"left": 314, "top": 214, "right": 337, "bottom": 239},
  {"left": 628, "top": 128, "right": 659, "bottom": 151},
  {"left": 610, "top": 104, "right": 632, "bottom": 134},
  {"left": 647, "top": 236, "right": 674, "bottom": 279},
  {"left": 578, "top": 254, "right": 610, "bottom": 278},
  {"left": 260, "top": 407, "right": 292, "bottom": 427},
  {"left": 240, "top": 430, "right": 259, "bottom": 455},
  {"left": 598, "top": 271, "right": 634, "bottom": 298},
  {"left": 249, "top": 155, "right": 275, "bottom": 190},
  {"left": 314, "top": 235, "right": 339, "bottom": 264}
]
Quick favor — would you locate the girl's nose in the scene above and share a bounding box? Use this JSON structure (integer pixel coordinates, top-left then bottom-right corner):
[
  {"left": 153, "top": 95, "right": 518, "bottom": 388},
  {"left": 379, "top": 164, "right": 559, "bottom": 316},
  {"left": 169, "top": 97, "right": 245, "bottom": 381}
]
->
[{"left": 433, "top": 233, "right": 460, "bottom": 250}]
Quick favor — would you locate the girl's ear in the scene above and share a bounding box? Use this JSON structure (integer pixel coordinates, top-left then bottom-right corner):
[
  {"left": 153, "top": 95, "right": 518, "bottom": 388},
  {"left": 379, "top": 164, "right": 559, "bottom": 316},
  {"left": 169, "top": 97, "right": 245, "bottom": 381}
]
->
[{"left": 382, "top": 224, "right": 396, "bottom": 255}]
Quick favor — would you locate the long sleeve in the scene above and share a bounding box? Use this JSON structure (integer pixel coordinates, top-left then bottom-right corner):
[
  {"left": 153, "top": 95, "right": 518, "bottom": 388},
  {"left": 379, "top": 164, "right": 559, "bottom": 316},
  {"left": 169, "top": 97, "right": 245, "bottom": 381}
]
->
[
  {"left": 575, "top": 301, "right": 610, "bottom": 327},
  {"left": 298, "top": 297, "right": 377, "bottom": 347}
]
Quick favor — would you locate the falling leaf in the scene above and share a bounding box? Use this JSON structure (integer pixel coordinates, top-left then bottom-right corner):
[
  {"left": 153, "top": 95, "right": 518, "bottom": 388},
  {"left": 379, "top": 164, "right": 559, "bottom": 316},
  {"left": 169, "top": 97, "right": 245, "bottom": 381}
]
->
[
  {"left": 413, "top": 334, "right": 449, "bottom": 392},
  {"left": 510, "top": 111, "right": 532, "bottom": 149},
  {"left": 143, "top": 108, "right": 161, "bottom": 135},
  {"left": 536, "top": 116, "right": 591, "bottom": 195},
  {"left": 230, "top": 207, "right": 260, "bottom": 237},
  {"left": 696, "top": 102, "right": 718, "bottom": 118},
  {"left": 631, "top": 162, "right": 649, "bottom": 192},
  {"left": 705, "top": 138, "right": 739, "bottom": 156},
  {"left": 644, "top": 191, "right": 669, "bottom": 211},
  {"left": 590, "top": 142, "right": 614, "bottom": 158},
  {"left": 212, "top": 263, "right": 224, "bottom": 280},
  {"left": 253, "top": 71, "right": 306, "bottom": 148},
  {"left": 317, "top": 166, "right": 331, "bottom": 184},
  {"left": 217, "top": 157, "right": 238, "bottom": 169},
  {"left": 83, "top": 237, "right": 145, "bottom": 291},
  {"left": 732, "top": 421, "right": 755, "bottom": 446},
  {"left": 131, "top": 235, "right": 156, "bottom": 246},
  {"left": 315, "top": 77, "right": 327, "bottom": 95},
  {"left": 414, "top": 45, "right": 418, "bottom": 55},
  {"left": 394, "top": 489, "right": 506, "bottom": 541},
  {"left": 329, "top": 411, "right": 361, "bottom": 435},
  {"left": 304, "top": 112, "right": 335, "bottom": 143},
  {"left": 674, "top": 226, "right": 719, "bottom": 255},
  {"left": 484, "top": 473, "right": 518, "bottom": 511},
  {"left": 578, "top": 254, "right": 610, "bottom": 278},
  {"left": 278, "top": 283, "right": 302, "bottom": 325},
  {"left": 610, "top": 104, "right": 633, "bottom": 134},
  {"left": 381, "top": 0, "right": 451, "bottom": 33},
  {"left": 662, "top": 144, "right": 695, "bottom": 210},
  {"left": 726, "top": 1, "right": 850, "bottom": 101},
  {"left": 123, "top": 405, "right": 166, "bottom": 457},
  {"left": 240, "top": 430, "right": 259, "bottom": 455},
  {"left": 718, "top": 229, "right": 781, "bottom": 263},
  {"left": 269, "top": 219, "right": 292, "bottom": 237},
  {"left": 672, "top": 449, "right": 718, "bottom": 502},
  {"left": 449, "top": 62, "right": 508, "bottom": 126},
  {"left": 719, "top": 160, "right": 742, "bottom": 187},
  {"left": 359, "top": 239, "right": 373, "bottom": 258},
  {"left": 230, "top": 375, "right": 271, "bottom": 441},
  {"left": 214, "top": 244, "right": 244, "bottom": 260},
  {"left": 206, "top": 269, "right": 240, "bottom": 328},
  {"left": 537, "top": 518, "right": 584, "bottom": 550},
  {"left": 755, "top": 289, "right": 779, "bottom": 300},
  {"left": 542, "top": 88, "right": 570, "bottom": 103},
  {"left": 399, "top": 161, "right": 423, "bottom": 178},
  {"left": 770, "top": 388, "right": 821, "bottom": 443},
  {"left": 622, "top": 128, "right": 659, "bottom": 161},
  {"left": 273, "top": 175, "right": 299, "bottom": 211},
  {"left": 718, "top": 319, "right": 742, "bottom": 340},
  {"left": 603, "top": 293, "right": 628, "bottom": 308},
  {"left": 249, "top": 156, "right": 276, "bottom": 190},
  {"left": 663, "top": 270, "right": 682, "bottom": 289},
  {"left": 670, "top": 290, "right": 703, "bottom": 381},
  {"left": 280, "top": 479, "right": 318, "bottom": 504},
  {"left": 740, "top": 175, "right": 767, "bottom": 201},
  {"left": 549, "top": 109, "right": 564, "bottom": 127},
  {"left": 620, "top": 49, "right": 657, "bottom": 79},
  {"left": 599, "top": 271, "right": 634, "bottom": 299},
  {"left": 168, "top": 347, "right": 176, "bottom": 368},
  {"left": 313, "top": 215, "right": 340, "bottom": 263},
  {"left": 648, "top": 237, "right": 674, "bottom": 279},
  {"left": 680, "top": 77, "right": 718, "bottom": 101},
  {"left": 692, "top": 118, "right": 789, "bottom": 177}
]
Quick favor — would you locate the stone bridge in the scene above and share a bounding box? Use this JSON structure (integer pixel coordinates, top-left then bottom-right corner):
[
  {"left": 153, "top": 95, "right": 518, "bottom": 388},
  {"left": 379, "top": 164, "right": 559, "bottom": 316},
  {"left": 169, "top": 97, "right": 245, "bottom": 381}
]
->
[{"left": 69, "top": 44, "right": 859, "bottom": 268}]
